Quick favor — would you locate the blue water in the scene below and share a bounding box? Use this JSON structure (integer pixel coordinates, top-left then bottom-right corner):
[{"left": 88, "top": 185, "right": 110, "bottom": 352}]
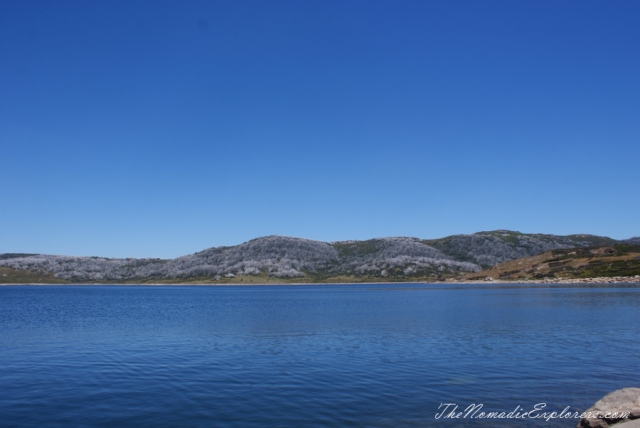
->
[{"left": 1, "top": 284, "right": 639, "bottom": 427}]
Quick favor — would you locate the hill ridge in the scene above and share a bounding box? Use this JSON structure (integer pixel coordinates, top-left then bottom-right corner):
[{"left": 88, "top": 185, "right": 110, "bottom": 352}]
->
[{"left": 0, "top": 230, "right": 628, "bottom": 283}]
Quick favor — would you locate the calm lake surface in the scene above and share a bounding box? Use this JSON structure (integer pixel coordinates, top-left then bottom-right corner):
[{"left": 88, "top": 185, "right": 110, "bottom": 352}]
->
[{"left": 1, "top": 284, "right": 639, "bottom": 427}]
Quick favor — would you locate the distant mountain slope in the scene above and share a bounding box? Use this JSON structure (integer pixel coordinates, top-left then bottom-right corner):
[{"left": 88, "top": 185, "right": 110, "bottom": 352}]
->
[
  {"left": 163, "top": 236, "right": 339, "bottom": 278},
  {"left": 424, "top": 230, "right": 616, "bottom": 268},
  {"left": 331, "top": 237, "right": 477, "bottom": 277},
  {"left": 0, "top": 254, "right": 167, "bottom": 282},
  {"left": 0, "top": 231, "right": 628, "bottom": 283},
  {"left": 460, "top": 244, "right": 640, "bottom": 281}
]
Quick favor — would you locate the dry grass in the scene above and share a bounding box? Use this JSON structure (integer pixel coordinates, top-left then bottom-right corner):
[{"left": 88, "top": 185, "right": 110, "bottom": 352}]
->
[
  {"left": 462, "top": 245, "right": 640, "bottom": 281},
  {"left": 0, "top": 267, "right": 68, "bottom": 284}
]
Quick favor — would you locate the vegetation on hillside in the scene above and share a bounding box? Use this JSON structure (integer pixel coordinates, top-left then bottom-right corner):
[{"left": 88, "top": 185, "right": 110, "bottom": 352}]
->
[
  {"left": 0, "top": 231, "right": 632, "bottom": 284},
  {"left": 462, "top": 244, "right": 640, "bottom": 281}
]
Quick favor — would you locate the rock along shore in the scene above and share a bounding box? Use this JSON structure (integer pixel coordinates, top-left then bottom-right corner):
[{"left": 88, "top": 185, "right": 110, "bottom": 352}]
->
[
  {"left": 577, "top": 387, "right": 640, "bottom": 428},
  {"left": 447, "top": 275, "right": 640, "bottom": 285}
]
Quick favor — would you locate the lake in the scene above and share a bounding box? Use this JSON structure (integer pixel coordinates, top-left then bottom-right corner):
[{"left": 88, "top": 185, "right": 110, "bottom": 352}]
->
[{"left": 1, "top": 284, "right": 639, "bottom": 427}]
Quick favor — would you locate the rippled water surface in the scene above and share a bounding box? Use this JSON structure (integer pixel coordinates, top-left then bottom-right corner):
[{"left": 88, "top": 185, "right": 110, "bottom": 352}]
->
[{"left": 1, "top": 284, "right": 639, "bottom": 427}]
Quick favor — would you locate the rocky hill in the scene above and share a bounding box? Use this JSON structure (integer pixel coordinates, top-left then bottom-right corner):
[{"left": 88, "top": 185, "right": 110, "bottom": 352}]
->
[
  {"left": 459, "top": 243, "right": 640, "bottom": 281},
  {"left": 0, "top": 231, "right": 629, "bottom": 283},
  {"left": 424, "top": 230, "right": 616, "bottom": 267}
]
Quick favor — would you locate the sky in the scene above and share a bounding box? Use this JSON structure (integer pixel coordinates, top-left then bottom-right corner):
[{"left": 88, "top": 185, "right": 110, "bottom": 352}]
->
[{"left": 1, "top": 0, "right": 639, "bottom": 258}]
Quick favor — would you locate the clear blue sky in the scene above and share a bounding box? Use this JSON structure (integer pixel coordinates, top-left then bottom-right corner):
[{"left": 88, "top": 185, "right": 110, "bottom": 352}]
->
[{"left": 2, "top": 0, "right": 639, "bottom": 258}]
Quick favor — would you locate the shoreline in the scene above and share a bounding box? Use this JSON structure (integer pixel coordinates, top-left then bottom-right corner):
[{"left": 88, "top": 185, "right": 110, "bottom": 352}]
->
[
  {"left": 2, "top": 276, "right": 640, "bottom": 287},
  {"left": 447, "top": 275, "right": 640, "bottom": 285}
]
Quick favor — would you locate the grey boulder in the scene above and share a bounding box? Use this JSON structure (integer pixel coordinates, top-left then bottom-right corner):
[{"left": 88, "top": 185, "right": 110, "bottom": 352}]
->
[{"left": 577, "top": 388, "right": 640, "bottom": 428}]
